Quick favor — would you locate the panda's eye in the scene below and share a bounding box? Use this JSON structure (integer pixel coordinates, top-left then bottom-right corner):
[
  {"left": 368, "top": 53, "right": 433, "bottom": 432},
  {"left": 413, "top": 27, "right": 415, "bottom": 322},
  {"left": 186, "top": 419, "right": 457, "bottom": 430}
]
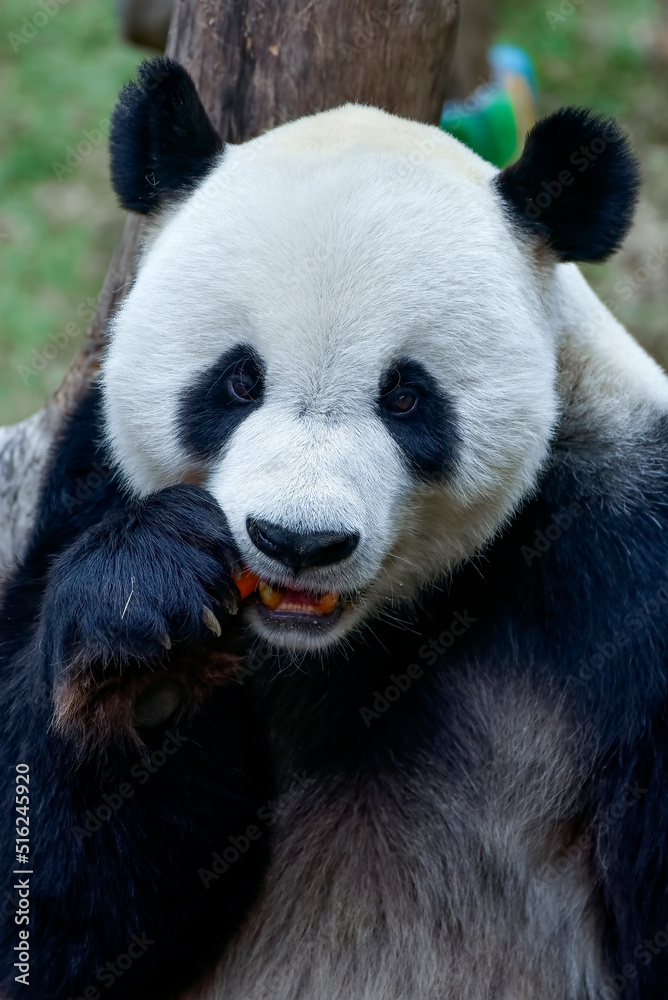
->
[
  {"left": 383, "top": 387, "right": 419, "bottom": 415},
  {"left": 379, "top": 371, "right": 421, "bottom": 417},
  {"left": 377, "top": 358, "right": 457, "bottom": 479},
  {"left": 227, "top": 370, "right": 259, "bottom": 403}
]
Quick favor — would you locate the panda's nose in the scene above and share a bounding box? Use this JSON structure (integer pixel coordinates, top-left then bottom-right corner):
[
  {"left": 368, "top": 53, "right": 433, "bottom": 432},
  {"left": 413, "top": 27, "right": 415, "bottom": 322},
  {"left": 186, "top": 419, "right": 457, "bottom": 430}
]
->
[{"left": 246, "top": 518, "right": 359, "bottom": 570}]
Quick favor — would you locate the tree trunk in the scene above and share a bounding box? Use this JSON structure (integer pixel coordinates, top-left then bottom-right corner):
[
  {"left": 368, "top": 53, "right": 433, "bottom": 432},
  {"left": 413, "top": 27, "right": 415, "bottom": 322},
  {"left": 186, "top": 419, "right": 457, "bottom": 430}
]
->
[{"left": 0, "top": 0, "right": 477, "bottom": 580}]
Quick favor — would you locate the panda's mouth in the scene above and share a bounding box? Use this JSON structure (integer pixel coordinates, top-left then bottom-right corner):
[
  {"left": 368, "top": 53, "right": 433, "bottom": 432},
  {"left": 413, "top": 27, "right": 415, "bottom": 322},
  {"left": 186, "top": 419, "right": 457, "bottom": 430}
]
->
[
  {"left": 256, "top": 580, "right": 341, "bottom": 618},
  {"left": 234, "top": 568, "right": 343, "bottom": 628}
]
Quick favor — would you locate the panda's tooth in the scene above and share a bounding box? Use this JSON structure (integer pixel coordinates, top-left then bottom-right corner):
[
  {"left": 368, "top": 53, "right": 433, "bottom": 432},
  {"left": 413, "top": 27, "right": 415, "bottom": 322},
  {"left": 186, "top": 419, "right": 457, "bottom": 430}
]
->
[
  {"left": 202, "top": 606, "right": 222, "bottom": 637},
  {"left": 258, "top": 580, "right": 284, "bottom": 610},
  {"left": 257, "top": 582, "right": 341, "bottom": 615},
  {"left": 315, "top": 591, "right": 339, "bottom": 614}
]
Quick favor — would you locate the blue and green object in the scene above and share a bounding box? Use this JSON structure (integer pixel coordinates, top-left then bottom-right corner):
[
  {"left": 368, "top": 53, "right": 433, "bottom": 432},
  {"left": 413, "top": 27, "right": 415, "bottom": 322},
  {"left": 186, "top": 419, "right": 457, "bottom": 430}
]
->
[{"left": 440, "top": 44, "right": 537, "bottom": 168}]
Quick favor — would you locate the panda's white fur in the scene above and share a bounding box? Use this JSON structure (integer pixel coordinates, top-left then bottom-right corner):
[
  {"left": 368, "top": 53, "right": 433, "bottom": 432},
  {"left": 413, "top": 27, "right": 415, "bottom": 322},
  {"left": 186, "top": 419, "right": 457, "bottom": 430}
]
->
[
  {"left": 104, "top": 105, "right": 566, "bottom": 650},
  {"left": 99, "top": 104, "right": 668, "bottom": 1000}
]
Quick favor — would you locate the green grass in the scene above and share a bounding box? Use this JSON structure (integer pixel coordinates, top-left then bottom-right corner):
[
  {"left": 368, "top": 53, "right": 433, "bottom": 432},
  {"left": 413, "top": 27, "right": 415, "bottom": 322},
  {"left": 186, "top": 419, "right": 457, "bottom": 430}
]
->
[
  {"left": 1, "top": 0, "right": 666, "bottom": 424},
  {"left": 0, "top": 0, "right": 141, "bottom": 423}
]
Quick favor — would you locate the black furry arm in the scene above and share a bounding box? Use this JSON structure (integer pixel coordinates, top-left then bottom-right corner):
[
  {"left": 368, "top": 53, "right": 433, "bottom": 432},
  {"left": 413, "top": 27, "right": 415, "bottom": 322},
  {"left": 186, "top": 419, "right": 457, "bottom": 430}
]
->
[
  {"left": 499, "top": 426, "right": 668, "bottom": 999},
  {"left": 0, "top": 387, "right": 271, "bottom": 999}
]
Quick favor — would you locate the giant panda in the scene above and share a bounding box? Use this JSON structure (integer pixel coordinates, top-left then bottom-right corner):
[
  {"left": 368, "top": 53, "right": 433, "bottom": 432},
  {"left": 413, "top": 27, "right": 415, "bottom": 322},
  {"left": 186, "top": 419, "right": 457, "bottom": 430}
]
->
[{"left": 1, "top": 56, "right": 668, "bottom": 1000}]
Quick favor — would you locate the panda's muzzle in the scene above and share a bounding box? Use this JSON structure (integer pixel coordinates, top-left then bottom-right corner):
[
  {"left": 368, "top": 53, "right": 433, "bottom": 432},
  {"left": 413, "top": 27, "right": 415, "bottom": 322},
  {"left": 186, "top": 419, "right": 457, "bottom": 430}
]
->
[{"left": 236, "top": 521, "right": 360, "bottom": 631}]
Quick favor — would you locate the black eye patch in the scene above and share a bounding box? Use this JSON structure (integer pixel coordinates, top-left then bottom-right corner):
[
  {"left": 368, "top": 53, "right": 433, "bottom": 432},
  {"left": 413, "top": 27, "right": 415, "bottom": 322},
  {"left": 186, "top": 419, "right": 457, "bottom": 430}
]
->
[
  {"left": 376, "top": 358, "right": 459, "bottom": 480},
  {"left": 178, "top": 344, "right": 265, "bottom": 462}
]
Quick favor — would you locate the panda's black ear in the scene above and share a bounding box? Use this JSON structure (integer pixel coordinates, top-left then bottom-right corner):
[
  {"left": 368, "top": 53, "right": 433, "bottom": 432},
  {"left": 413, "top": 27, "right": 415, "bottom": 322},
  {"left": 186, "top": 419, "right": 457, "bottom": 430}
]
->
[
  {"left": 495, "top": 107, "right": 640, "bottom": 263},
  {"left": 110, "top": 58, "right": 223, "bottom": 214}
]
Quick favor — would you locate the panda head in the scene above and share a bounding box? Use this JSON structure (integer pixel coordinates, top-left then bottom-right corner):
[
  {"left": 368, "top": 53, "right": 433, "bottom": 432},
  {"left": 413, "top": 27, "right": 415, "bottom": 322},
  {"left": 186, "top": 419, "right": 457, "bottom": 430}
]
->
[{"left": 102, "top": 59, "right": 640, "bottom": 651}]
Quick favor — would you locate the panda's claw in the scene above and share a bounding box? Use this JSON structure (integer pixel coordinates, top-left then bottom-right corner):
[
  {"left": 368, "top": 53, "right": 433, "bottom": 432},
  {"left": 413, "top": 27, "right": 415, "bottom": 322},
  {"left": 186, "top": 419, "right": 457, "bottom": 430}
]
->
[
  {"left": 219, "top": 590, "right": 239, "bottom": 616},
  {"left": 160, "top": 634, "right": 172, "bottom": 650},
  {"left": 202, "top": 606, "right": 222, "bottom": 637}
]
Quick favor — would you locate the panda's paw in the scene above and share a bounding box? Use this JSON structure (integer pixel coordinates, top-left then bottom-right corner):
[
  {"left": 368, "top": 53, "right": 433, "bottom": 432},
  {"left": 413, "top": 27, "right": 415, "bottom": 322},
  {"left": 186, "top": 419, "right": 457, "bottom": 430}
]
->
[{"left": 41, "top": 484, "right": 239, "bottom": 681}]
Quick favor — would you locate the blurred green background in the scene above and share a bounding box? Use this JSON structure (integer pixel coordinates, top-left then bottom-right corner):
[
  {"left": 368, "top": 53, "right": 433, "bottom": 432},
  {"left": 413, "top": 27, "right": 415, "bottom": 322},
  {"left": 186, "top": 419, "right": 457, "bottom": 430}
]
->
[{"left": 1, "top": 0, "right": 667, "bottom": 424}]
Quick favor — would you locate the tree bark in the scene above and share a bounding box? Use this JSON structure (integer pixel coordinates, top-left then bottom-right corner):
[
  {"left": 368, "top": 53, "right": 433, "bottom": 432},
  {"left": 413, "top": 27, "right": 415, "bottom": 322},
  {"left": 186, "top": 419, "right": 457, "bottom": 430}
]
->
[{"left": 0, "top": 0, "right": 480, "bottom": 580}]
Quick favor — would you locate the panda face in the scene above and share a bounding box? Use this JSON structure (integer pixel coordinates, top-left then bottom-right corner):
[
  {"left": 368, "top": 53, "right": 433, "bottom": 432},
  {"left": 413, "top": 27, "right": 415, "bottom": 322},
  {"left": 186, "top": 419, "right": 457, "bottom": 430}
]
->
[{"left": 103, "top": 105, "right": 562, "bottom": 650}]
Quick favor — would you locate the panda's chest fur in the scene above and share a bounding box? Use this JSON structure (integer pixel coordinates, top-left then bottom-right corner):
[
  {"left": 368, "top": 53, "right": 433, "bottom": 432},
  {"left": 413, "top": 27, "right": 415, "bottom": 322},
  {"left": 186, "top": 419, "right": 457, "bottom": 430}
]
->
[{"left": 200, "top": 659, "right": 605, "bottom": 1000}]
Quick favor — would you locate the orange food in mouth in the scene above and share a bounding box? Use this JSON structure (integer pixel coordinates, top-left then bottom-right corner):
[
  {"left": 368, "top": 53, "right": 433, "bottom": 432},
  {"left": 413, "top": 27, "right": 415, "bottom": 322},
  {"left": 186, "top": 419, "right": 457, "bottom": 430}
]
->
[
  {"left": 233, "top": 567, "right": 339, "bottom": 616},
  {"left": 233, "top": 567, "right": 261, "bottom": 600}
]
